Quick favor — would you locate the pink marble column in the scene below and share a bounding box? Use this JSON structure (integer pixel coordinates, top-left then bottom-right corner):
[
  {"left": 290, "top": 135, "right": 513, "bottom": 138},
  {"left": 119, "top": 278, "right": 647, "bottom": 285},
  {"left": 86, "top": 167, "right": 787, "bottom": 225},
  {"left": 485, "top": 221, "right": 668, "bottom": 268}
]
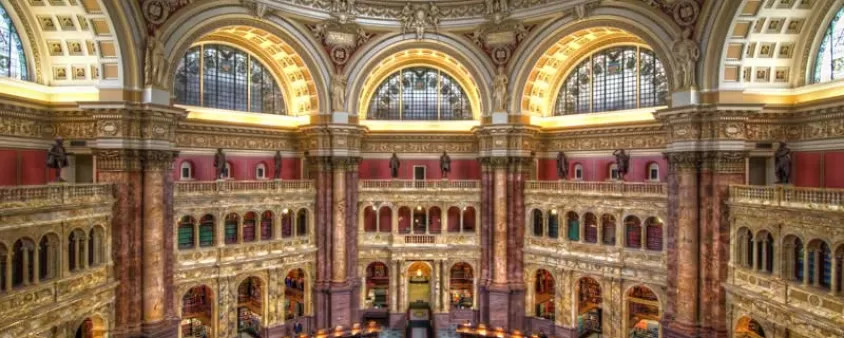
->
[
  {"left": 313, "top": 157, "right": 330, "bottom": 330},
  {"left": 509, "top": 160, "right": 526, "bottom": 330},
  {"left": 488, "top": 160, "right": 510, "bottom": 328},
  {"left": 663, "top": 153, "right": 700, "bottom": 338},
  {"left": 479, "top": 159, "right": 492, "bottom": 324},
  {"left": 332, "top": 162, "right": 347, "bottom": 283}
]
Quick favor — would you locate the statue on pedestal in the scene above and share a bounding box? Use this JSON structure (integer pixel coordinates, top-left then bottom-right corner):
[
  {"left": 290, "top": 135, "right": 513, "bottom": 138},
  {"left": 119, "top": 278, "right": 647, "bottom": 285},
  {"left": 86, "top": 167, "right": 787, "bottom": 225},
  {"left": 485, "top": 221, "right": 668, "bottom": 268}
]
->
[
  {"left": 274, "top": 151, "right": 282, "bottom": 179},
  {"left": 556, "top": 151, "right": 569, "bottom": 180},
  {"left": 613, "top": 149, "right": 630, "bottom": 181},
  {"left": 389, "top": 153, "right": 400, "bottom": 179},
  {"left": 774, "top": 142, "right": 792, "bottom": 184},
  {"left": 440, "top": 151, "right": 451, "bottom": 178},
  {"left": 46, "top": 137, "right": 69, "bottom": 182},
  {"left": 214, "top": 148, "right": 227, "bottom": 179}
]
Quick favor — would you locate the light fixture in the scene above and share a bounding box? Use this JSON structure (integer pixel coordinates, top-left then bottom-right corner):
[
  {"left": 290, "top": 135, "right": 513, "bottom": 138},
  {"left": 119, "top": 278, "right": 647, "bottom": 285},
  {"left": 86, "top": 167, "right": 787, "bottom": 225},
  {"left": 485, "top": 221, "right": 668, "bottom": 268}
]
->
[
  {"left": 416, "top": 205, "right": 422, "bottom": 211},
  {"left": 416, "top": 269, "right": 422, "bottom": 277},
  {"left": 551, "top": 209, "right": 557, "bottom": 215},
  {"left": 282, "top": 208, "right": 289, "bottom": 214}
]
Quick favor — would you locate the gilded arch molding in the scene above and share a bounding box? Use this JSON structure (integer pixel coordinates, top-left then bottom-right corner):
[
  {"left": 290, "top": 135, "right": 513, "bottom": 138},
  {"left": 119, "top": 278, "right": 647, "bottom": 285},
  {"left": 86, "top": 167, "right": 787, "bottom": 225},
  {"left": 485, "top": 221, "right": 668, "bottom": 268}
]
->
[
  {"left": 345, "top": 33, "right": 495, "bottom": 118},
  {"left": 510, "top": 7, "right": 680, "bottom": 117},
  {"left": 159, "top": 5, "right": 330, "bottom": 115}
]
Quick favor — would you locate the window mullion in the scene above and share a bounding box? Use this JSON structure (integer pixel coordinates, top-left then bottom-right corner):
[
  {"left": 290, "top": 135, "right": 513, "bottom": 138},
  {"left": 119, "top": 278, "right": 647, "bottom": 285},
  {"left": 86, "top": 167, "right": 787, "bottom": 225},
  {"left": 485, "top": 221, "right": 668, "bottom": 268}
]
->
[
  {"left": 199, "top": 45, "right": 204, "bottom": 107},
  {"left": 247, "top": 56, "right": 252, "bottom": 112}
]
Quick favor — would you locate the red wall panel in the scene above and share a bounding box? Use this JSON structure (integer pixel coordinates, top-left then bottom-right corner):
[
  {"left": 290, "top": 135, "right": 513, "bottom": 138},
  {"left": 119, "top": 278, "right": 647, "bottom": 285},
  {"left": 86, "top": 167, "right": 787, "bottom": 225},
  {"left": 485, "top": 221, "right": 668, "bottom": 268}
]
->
[
  {"left": 538, "top": 155, "right": 667, "bottom": 182},
  {"left": 0, "top": 150, "right": 17, "bottom": 186},
  {"left": 823, "top": 151, "right": 844, "bottom": 188},
  {"left": 793, "top": 152, "right": 822, "bottom": 188},
  {"left": 173, "top": 155, "right": 301, "bottom": 181},
  {"left": 358, "top": 158, "right": 480, "bottom": 180},
  {"left": 0, "top": 149, "right": 49, "bottom": 186}
]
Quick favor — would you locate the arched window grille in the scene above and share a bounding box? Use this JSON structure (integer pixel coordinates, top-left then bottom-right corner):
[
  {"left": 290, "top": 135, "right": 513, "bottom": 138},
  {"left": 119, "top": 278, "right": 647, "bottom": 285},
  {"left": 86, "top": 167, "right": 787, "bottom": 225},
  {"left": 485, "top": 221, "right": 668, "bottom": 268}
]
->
[
  {"left": 554, "top": 46, "right": 667, "bottom": 115},
  {"left": 174, "top": 44, "right": 286, "bottom": 114},
  {"left": 814, "top": 6, "right": 844, "bottom": 83},
  {"left": 367, "top": 67, "right": 472, "bottom": 121},
  {"left": 0, "top": 4, "right": 27, "bottom": 81}
]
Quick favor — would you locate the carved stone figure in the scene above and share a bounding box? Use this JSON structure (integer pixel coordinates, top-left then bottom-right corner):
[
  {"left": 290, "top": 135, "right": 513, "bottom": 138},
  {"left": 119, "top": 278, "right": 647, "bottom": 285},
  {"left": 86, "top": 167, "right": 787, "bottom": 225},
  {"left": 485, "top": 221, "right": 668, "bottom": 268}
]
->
[
  {"left": 331, "top": 73, "right": 347, "bottom": 112},
  {"left": 274, "top": 150, "right": 282, "bottom": 179},
  {"left": 214, "top": 148, "right": 226, "bottom": 179},
  {"left": 401, "top": 3, "right": 439, "bottom": 40},
  {"left": 671, "top": 27, "right": 700, "bottom": 90},
  {"left": 556, "top": 151, "right": 569, "bottom": 180},
  {"left": 493, "top": 66, "right": 509, "bottom": 112},
  {"left": 46, "top": 137, "right": 68, "bottom": 182},
  {"left": 613, "top": 149, "right": 630, "bottom": 180},
  {"left": 440, "top": 151, "right": 451, "bottom": 178},
  {"left": 774, "top": 142, "right": 792, "bottom": 184},
  {"left": 389, "top": 153, "right": 400, "bottom": 179},
  {"left": 485, "top": 0, "right": 509, "bottom": 14},
  {"left": 144, "top": 30, "right": 168, "bottom": 89}
]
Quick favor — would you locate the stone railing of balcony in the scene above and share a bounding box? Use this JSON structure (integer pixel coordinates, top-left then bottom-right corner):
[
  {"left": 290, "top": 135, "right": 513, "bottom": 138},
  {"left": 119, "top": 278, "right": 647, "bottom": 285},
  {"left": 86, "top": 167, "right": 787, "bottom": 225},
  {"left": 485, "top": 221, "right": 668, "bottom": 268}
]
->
[
  {"left": 359, "top": 180, "right": 480, "bottom": 191},
  {"left": 729, "top": 267, "right": 844, "bottom": 322},
  {"left": 174, "top": 179, "right": 315, "bottom": 197},
  {"left": 0, "top": 266, "right": 113, "bottom": 332},
  {"left": 730, "top": 185, "right": 844, "bottom": 211},
  {"left": 177, "top": 236, "right": 316, "bottom": 267},
  {"left": 525, "top": 180, "right": 667, "bottom": 197},
  {"left": 358, "top": 232, "right": 480, "bottom": 247},
  {"left": 0, "top": 183, "right": 114, "bottom": 209}
]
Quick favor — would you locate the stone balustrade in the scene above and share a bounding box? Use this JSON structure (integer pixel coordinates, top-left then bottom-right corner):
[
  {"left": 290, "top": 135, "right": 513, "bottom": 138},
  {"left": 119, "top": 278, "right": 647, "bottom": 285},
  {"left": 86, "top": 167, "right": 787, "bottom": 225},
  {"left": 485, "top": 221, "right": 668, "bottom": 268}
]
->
[
  {"left": 358, "top": 232, "right": 480, "bottom": 247},
  {"left": 0, "top": 183, "right": 114, "bottom": 209},
  {"left": 174, "top": 179, "right": 315, "bottom": 197},
  {"left": 359, "top": 179, "right": 480, "bottom": 191},
  {"left": 730, "top": 184, "right": 844, "bottom": 210},
  {"left": 525, "top": 180, "right": 667, "bottom": 197}
]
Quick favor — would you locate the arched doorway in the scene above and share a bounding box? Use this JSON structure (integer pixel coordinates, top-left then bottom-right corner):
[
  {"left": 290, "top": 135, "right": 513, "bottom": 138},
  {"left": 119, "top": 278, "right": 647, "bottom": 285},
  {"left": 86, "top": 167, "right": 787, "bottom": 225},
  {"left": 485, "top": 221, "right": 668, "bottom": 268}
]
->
[
  {"left": 365, "top": 262, "right": 389, "bottom": 309},
  {"left": 534, "top": 269, "right": 554, "bottom": 320},
  {"left": 576, "top": 277, "right": 602, "bottom": 337},
  {"left": 627, "top": 286, "right": 660, "bottom": 338},
  {"left": 407, "top": 261, "right": 432, "bottom": 307},
  {"left": 237, "top": 277, "right": 263, "bottom": 337},
  {"left": 285, "top": 269, "right": 306, "bottom": 319},
  {"left": 735, "top": 316, "right": 766, "bottom": 337},
  {"left": 74, "top": 316, "right": 105, "bottom": 338},
  {"left": 449, "top": 262, "right": 473, "bottom": 310},
  {"left": 181, "top": 285, "right": 214, "bottom": 338}
]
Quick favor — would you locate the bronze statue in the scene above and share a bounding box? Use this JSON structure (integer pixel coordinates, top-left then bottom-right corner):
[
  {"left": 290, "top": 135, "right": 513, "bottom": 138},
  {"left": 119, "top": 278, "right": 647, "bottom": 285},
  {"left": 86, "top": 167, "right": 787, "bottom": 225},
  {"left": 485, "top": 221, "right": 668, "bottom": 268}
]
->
[
  {"left": 613, "top": 149, "right": 630, "bottom": 181},
  {"left": 440, "top": 151, "right": 451, "bottom": 178},
  {"left": 556, "top": 151, "right": 569, "bottom": 180},
  {"left": 389, "top": 153, "right": 400, "bottom": 179},
  {"left": 46, "top": 137, "right": 69, "bottom": 182},
  {"left": 214, "top": 148, "right": 226, "bottom": 179},
  {"left": 274, "top": 151, "right": 282, "bottom": 179},
  {"left": 774, "top": 142, "right": 792, "bottom": 184}
]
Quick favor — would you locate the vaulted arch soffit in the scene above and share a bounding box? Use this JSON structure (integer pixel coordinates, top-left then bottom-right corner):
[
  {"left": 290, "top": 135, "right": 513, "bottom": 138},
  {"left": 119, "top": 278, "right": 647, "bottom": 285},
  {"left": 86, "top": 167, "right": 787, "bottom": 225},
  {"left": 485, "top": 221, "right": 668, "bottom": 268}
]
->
[
  {"left": 511, "top": 5, "right": 680, "bottom": 117},
  {"left": 159, "top": 4, "right": 331, "bottom": 115},
  {"left": 711, "top": 0, "right": 829, "bottom": 92},
  {"left": 1, "top": 0, "right": 129, "bottom": 88},
  {"left": 345, "top": 34, "right": 495, "bottom": 119}
]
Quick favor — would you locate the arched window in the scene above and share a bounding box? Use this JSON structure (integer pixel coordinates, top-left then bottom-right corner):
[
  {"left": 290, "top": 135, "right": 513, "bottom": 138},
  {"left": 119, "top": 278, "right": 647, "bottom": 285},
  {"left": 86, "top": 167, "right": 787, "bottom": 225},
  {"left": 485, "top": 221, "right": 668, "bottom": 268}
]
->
[
  {"left": 180, "top": 161, "right": 193, "bottom": 180},
  {"left": 554, "top": 46, "right": 667, "bottom": 115},
  {"left": 365, "top": 262, "right": 389, "bottom": 309},
  {"left": 260, "top": 211, "right": 273, "bottom": 240},
  {"left": 13, "top": 238, "right": 34, "bottom": 287},
  {"left": 68, "top": 230, "right": 86, "bottom": 272},
  {"left": 625, "top": 216, "right": 642, "bottom": 249},
  {"left": 0, "top": 4, "right": 28, "bottom": 81},
  {"left": 532, "top": 209, "right": 543, "bottom": 237},
  {"left": 584, "top": 212, "right": 598, "bottom": 243},
  {"left": 38, "top": 234, "right": 59, "bottom": 282},
  {"left": 814, "top": 6, "right": 844, "bottom": 83},
  {"left": 224, "top": 213, "right": 239, "bottom": 245},
  {"left": 256, "top": 163, "right": 267, "bottom": 180},
  {"left": 534, "top": 269, "right": 555, "bottom": 320},
  {"left": 601, "top": 214, "right": 616, "bottom": 245},
  {"left": 450, "top": 263, "right": 474, "bottom": 309},
  {"left": 647, "top": 163, "right": 660, "bottom": 181},
  {"left": 756, "top": 231, "right": 773, "bottom": 274},
  {"left": 88, "top": 227, "right": 104, "bottom": 266},
  {"left": 367, "top": 67, "right": 471, "bottom": 121},
  {"left": 242, "top": 212, "right": 257, "bottom": 243},
  {"left": 199, "top": 215, "right": 215, "bottom": 248},
  {"left": 462, "top": 206, "right": 476, "bottom": 232},
  {"left": 574, "top": 164, "right": 584, "bottom": 181},
  {"left": 738, "top": 228, "right": 754, "bottom": 268},
  {"left": 566, "top": 211, "right": 579, "bottom": 241},
  {"left": 174, "top": 44, "right": 286, "bottom": 114},
  {"left": 609, "top": 163, "right": 620, "bottom": 181},
  {"left": 0, "top": 244, "right": 7, "bottom": 293},
  {"left": 282, "top": 209, "right": 293, "bottom": 238},
  {"left": 548, "top": 210, "right": 559, "bottom": 239},
  {"left": 223, "top": 162, "right": 232, "bottom": 179},
  {"left": 645, "top": 217, "right": 663, "bottom": 251},
  {"left": 178, "top": 216, "right": 196, "bottom": 250},
  {"left": 296, "top": 209, "right": 308, "bottom": 236}
]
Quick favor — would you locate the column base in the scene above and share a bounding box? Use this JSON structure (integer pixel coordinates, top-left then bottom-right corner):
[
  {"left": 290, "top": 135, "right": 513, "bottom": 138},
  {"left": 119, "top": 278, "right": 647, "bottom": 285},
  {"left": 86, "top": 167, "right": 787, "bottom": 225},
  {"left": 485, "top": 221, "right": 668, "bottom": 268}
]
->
[
  {"left": 487, "top": 284, "right": 510, "bottom": 329},
  {"left": 140, "top": 319, "right": 179, "bottom": 338},
  {"left": 662, "top": 320, "right": 700, "bottom": 338},
  {"left": 389, "top": 312, "right": 407, "bottom": 330},
  {"left": 329, "top": 285, "right": 354, "bottom": 327},
  {"left": 508, "top": 286, "right": 526, "bottom": 330},
  {"left": 553, "top": 324, "right": 577, "bottom": 338}
]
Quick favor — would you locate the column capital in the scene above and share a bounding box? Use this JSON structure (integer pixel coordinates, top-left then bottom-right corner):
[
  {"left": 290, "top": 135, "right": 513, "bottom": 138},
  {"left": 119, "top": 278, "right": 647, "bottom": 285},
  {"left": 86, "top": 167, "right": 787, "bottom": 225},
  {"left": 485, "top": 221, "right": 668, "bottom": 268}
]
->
[{"left": 92, "top": 149, "right": 179, "bottom": 172}]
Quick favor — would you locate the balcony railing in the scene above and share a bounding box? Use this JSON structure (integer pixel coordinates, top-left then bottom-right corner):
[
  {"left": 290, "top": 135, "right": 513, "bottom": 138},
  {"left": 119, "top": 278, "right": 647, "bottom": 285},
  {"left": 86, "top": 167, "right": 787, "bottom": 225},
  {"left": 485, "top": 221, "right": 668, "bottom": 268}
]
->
[
  {"left": 525, "top": 180, "right": 667, "bottom": 196},
  {"left": 730, "top": 185, "right": 844, "bottom": 210},
  {"left": 358, "top": 232, "right": 479, "bottom": 246},
  {"left": 174, "top": 179, "right": 314, "bottom": 196},
  {"left": 0, "top": 183, "right": 114, "bottom": 209},
  {"left": 359, "top": 180, "right": 480, "bottom": 190}
]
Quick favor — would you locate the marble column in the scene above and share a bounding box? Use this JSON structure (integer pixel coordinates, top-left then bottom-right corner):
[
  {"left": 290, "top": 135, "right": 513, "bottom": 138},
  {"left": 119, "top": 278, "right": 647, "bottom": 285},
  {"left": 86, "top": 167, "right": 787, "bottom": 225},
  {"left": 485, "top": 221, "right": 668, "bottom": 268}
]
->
[
  {"left": 662, "top": 152, "right": 700, "bottom": 338},
  {"left": 509, "top": 158, "right": 527, "bottom": 330},
  {"left": 479, "top": 158, "right": 492, "bottom": 325},
  {"left": 312, "top": 157, "right": 331, "bottom": 330},
  {"left": 345, "top": 159, "right": 361, "bottom": 324},
  {"left": 488, "top": 159, "right": 511, "bottom": 328},
  {"left": 332, "top": 160, "right": 347, "bottom": 283}
]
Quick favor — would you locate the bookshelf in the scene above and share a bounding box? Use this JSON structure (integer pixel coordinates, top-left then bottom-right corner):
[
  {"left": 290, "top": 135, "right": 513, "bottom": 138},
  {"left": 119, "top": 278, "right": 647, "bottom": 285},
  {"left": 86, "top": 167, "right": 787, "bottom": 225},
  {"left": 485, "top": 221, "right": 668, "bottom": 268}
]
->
[
  {"left": 366, "top": 263, "right": 389, "bottom": 309},
  {"left": 646, "top": 224, "right": 662, "bottom": 250},
  {"left": 450, "top": 263, "right": 474, "bottom": 309}
]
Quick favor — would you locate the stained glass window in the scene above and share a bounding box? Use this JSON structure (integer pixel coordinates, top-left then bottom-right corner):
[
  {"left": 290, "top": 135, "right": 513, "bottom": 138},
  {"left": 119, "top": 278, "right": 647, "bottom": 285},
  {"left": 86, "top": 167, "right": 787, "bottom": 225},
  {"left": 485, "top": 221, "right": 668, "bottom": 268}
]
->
[
  {"left": 813, "top": 6, "right": 844, "bottom": 83},
  {"left": 554, "top": 46, "right": 667, "bottom": 115},
  {"left": 174, "top": 44, "right": 285, "bottom": 114},
  {"left": 367, "top": 67, "right": 471, "bottom": 120},
  {"left": 0, "top": 4, "right": 28, "bottom": 81}
]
